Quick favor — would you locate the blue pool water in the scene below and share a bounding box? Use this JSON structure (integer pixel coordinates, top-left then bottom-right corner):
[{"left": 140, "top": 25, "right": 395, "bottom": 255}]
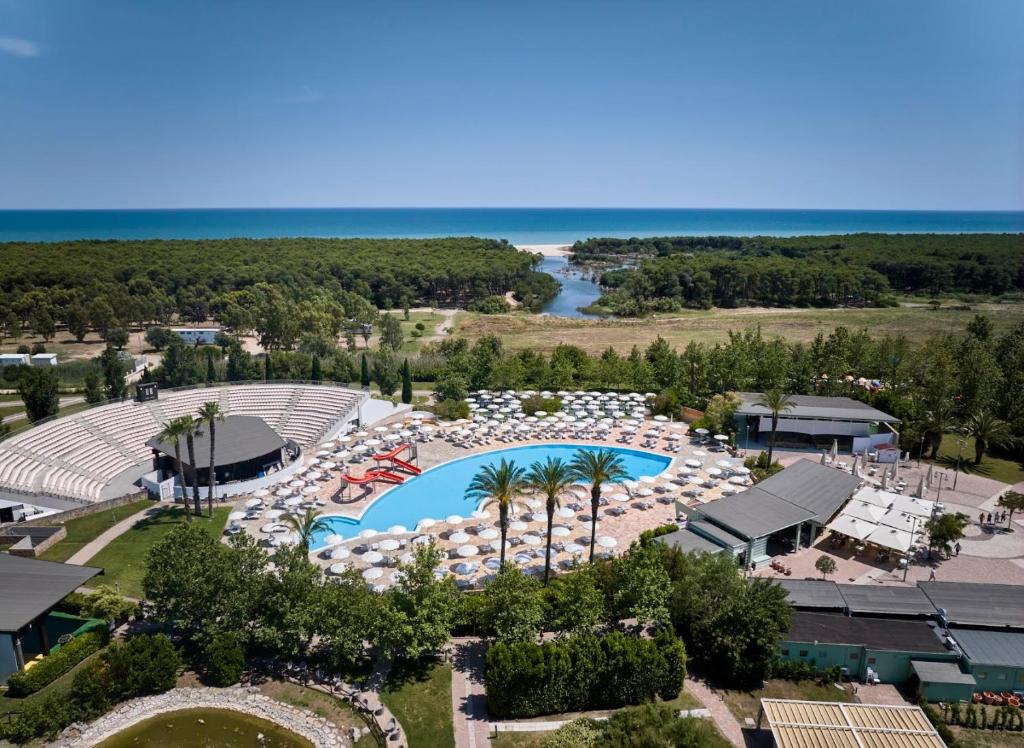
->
[{"left": 310, "top": 444, "right": 672, "bottom": 549}]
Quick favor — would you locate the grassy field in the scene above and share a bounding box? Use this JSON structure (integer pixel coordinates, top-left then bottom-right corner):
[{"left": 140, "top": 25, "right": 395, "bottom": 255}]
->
[
  {"left": 37, "top": 498, "right": 154, "bottom": 563},
  {"left": 82, "top": 506, "right": 232, "bottom": 598},
  {"left": 256, "top": 680, "right": 376, "bottom": 748},
  {"left": 454, "top": 301, "right": 1024, "bottom": 355},
  {"left": 719, "top": 678, "right": 856, "bottom": 723},
  {"left": 932, "top": 435, "right": 1024, "bottom": 486},
  {"left": 379, "top": 658, "right": 454, "bottom": 748}
]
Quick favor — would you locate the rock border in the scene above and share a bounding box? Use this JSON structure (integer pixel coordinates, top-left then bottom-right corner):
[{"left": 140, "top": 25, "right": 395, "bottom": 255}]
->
[{"left": 55, "top": 686, "right": 347, "bottom": 747}]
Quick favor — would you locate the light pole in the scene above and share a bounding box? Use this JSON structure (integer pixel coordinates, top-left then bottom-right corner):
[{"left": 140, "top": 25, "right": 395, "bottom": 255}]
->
[
  {"left": 954, "top": 438, "right": 966, "bottom": 490},
  {"left": 918, "top": 433, "right": 926, "bottom": 467},
  {"left": 902, "top": 514, "right": 919, "bottom": 582}
]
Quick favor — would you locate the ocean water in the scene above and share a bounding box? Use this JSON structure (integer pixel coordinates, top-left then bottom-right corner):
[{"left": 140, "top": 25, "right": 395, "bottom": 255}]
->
[
  {"left": 0, "top": 207, "right": 1021, "bottom": 244},
  {"left": 310, "top": 443, "right": 672, "bottom": 548}
]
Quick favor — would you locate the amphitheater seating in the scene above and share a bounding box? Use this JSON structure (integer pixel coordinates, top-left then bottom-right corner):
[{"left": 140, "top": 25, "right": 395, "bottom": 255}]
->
[{"left": 0, "top": 384, "right": 365, "bottom": 502}]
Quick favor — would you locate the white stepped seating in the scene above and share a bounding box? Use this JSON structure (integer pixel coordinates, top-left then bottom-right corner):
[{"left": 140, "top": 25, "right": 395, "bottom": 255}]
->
[{"left": 0, "top": 384, "right": 364, "bottom": 500}]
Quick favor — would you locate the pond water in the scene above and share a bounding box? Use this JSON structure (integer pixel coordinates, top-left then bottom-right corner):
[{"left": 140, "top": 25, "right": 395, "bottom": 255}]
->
[
  {"left": 538, "top": 256, "right": 603, "bottom": 318},
  {"left": 96, "top": 708, "right": 312, "bottom": 748}
]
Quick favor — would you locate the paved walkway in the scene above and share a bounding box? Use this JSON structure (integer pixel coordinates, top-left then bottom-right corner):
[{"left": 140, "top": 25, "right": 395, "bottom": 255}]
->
[
  {"left": 683, "top": 677, "right": 745, "bottom": 748},
  {"left": 450, "top": 637, "right": 489, "bottom": 748},
  {"left": 490, "top": 708, "right": 711, "bottom": 733},
  {"left": 66, "top": 504, "right": 160, "bottom": 566}
]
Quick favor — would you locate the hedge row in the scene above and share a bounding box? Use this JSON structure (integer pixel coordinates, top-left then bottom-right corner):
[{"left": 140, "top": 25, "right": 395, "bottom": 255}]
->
[
  {"left": 6, "top": 629, "right": 109, "bottom": 697},
  {"left": 485, "top": 629, "right": 686, "bottom": 719}
]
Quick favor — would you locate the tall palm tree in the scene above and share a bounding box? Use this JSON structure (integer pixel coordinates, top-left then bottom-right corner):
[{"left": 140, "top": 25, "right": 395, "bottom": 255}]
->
[
  {"left": 756, "top": 389, "right": 792, "bottom": 466},
  {"left": 527, "top": 456, "right": 576, "bottom": 585},
  {"left": 466, "top": 458, "right": 527, "bottom": 567},
  {"left": 158, "top": 419, "right": 190, "bottom": 522},
  {"left": 180, "top": 416, "right": 204, "bottom": 517},
  {"left": 569, "top": 449, "right": 627, "bottom": 563},
  {"left": 964, "top": 410, "right": 1015, "bottom": 465},
  {"left": 284, "top": 508, "right": 330, "bottom": 551},
  {"left": 196, "top": 401, "right": 225, "bottom": 517},
  {"left": 921, "top": 400, "right": 955, "bottom": 460}
]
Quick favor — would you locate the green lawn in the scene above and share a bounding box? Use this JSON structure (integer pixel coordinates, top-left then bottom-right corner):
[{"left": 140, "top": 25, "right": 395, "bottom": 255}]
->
[
  {"left": 720, "top": 678, "right": 855, "bottom": 724},
  {"left": 38, "top": 498, "right": 154, "bottom": 563},
  {"left": 933, "top": 435, "right": 1024, "bottom": 486},
  {"left": 83, "top": 506, "right": 231, "bottom": 598},
  {"left": 379, "top": 658, "right": 454, "bottom": 748}
]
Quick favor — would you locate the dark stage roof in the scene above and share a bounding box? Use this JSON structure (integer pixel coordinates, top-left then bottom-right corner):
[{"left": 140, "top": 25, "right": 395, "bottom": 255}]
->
[
  {"left": 147, "top": 415, "right": 286, "bottom": 467},
  {"left": 784, "top": 611, "right": 947, "bottom": 654},
  {"left": 0, "top": 554, "right": 102, "bottom": 632}
]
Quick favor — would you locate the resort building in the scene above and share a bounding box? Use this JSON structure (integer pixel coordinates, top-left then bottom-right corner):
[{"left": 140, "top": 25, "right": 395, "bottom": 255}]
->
[
  {"left": 170, "top": 327, "right": 222, "bottom": 345},
  {"left": 733, "top": 392, "right": 900, "bottom": 454},
  {"left": 0, "top": 353, "right": 30, "bottom": 367},
  {"left": 668, "top": 459, "right": 862, "bottom": 566},
  {"left": 0, "top": 554, "right": 102, "bottom": 684},
  {"left": 29, "top": 353, "right": 58, "bottom": 367}
]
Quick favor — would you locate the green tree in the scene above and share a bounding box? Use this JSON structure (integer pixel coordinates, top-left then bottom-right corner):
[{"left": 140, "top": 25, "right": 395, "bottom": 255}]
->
[
  {"left": 997, "top": 491, "right": 1024, "bottom": 529},
  {"left": 78, "top": 585, "right": 136, "bottom": 622},
  {"left": 98, "top": 344, "right": 128, "bottom": 400},
  {"left": 87, "top": 297, "right": 116, "bottom": 337},
  {"left": 433, "top": 372, "right": 469, "bottom": 402},
  {"left": 156, "top": 418, "right": 191, "bottom": 521},
  {"left": 105, "top": 326, "right": 129, "bottom": 349},
  {"left": 202, "top": 632, "right": 245, "bottom": 687},
  {"left": 373, "top": 349, "right": 399, "bottom": 396},
  {"left": 379, "top": 313, "right": 404, "bottom": 351},
  {"left": 614, "top": 541, "right": 671, "bottom": 626},
  {"left": 264, "top": 353, "right": 274, "bottom": 381},
  {"left": 926, "top": 512, "right": 969, "bottom": 558},
  {"left": 310, "top": 354, "right": 322, "bottom": 382},
  {"left": 467, "top": 458, "right": 528, "bottom": 567},
  {"left": 382, "top": 540, "right": 459, "bottom": 659},
  {"left": 527, "top": 456, "right": 576, "bottom": 584},
  {"left": 83, "top": 369, "right": 105, "bottom": 404},
  {"left": 283, "top": 508, "right": 330, "bottom": 551},
  {"left": 205, "top": 347, "right": 216, "bottom": 382},
  {"left": 196, "top": 401, "right": 225, "bottom": 516},
  {"left": 360, "top": 353, "right": 370, "bottom": 387},
  {"left": 400, "top": 358, "right": 413, "bottom": 404},
  {"left": 483, "top": 565, "right": 545, "bottom": 643},
  {"left": 545, "top": 564, "right": 604, "bottom": 636},
  {"left": 66, "top": 304, "right": 90, "bottom": 342},
  {"left": 144, "top": 325, "right": 173, "bottom": 350},
  {"left": 102, "top": 634, "right": 181, "bottom": 702},
  {"left": 17, "top": 367, "right": 59, "bottom": 423},
  {"left": 815, "top": 554, "right": 838, "bottom": 580},
  {"left": 30, "top": 306, "right": 56, "bottom": 341},
  {"left": 963, "top": 410, "right": 1015, "bottom": 465},
  {"left": 756, "top": 389, "right": 792, "bottom": 466},
  {"left": 569, "top": 449, "right": 627, "bottom": 563}
]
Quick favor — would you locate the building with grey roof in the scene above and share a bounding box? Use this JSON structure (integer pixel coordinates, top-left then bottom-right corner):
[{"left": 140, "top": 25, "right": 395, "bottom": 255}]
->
[
  {"left": 0, "top": 554, "right": 102, "bottom": 683},
  {"left": 950, "top": 628, "right": 1024, "bottom": 693},
  {"left": 777, "top": 579, "right": 846, "bottom": 610},
  {"left": 918, "top": 581, "right": 1024, "bottom": 629},
  {"left": 733, "top": 392, "right": 899, "bottom": 453},
  {"left": 674, "top": 459, "right": 861, "bottom": 566},
  {"left": 836, "top": 584, "right": 937, "bottom": 617}
]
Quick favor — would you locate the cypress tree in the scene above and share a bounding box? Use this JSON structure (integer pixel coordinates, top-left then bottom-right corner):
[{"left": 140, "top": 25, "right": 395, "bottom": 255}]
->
[
  {"left": 310, "top": 355, "right": 322, "bottom": 383},
  {"left": 360, "top": 353, "right": 370, "bottom": 388},
  {"left": 401, "top": 358, "right": 413, "bottom": 404},
  {"left": 264, "top": 354, "right": 273, "bottom": 382},
  {"left": 205, "top": 348, "right": 216, "bottom": 382}
]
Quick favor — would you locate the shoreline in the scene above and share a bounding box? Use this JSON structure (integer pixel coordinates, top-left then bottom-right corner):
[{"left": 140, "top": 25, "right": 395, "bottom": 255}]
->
[{"left": 515, "top": 243, "right": 572, "bottom": 257}]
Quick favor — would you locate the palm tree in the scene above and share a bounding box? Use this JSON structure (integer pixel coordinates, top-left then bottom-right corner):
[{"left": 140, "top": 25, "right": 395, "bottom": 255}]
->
[
  {"left": 466, "top": 458, "right": 527, "bottom": 567},
  {"left": 527, "top": 456, "right": 576, "bottom": 585},
  {"left": 756, "top": 389, "right": 792, "bottom": 466},
  {"left": 197, "top": 401, "right": 225, "bottom": 517},
  {"left": 180, "top": 417, "right": 204, "bottom": 517},
  {"left": 284, "top": 508, "right": 330, "bottom": 551},
  {"left": 569, "top": 449, "right": 627, "bottom": 563},
  {"left": 921, "top": 401, "right": 955, "bottom": 460},
  {"left": 964, "top": 410, "right": 1015, "bottom": 465},
  {"left": 157, "top": 419, "right": 190, "bottom": 522}
]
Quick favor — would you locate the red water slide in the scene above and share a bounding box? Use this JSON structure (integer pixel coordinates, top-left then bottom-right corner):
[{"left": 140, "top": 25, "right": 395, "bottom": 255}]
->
[
  {"left": 372, "top": 443, "right": 422, "bottom": 475},
  {"left": 341, "top": 470, "right": 405, "bottom": 486},
  {"left": 389, "top": 457, "right": 422, "bottom": 475}
]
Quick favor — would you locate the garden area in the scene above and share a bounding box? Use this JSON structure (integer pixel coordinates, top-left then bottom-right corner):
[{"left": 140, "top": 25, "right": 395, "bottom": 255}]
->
[
  {"left": 37, "top": 498, "right": 153, "bottom": 563},
  {"left": 378, "top": 659, "right": 454, "bottom": 748},
  {"left": 719, "top": 678, "right": 856, "bottom": 724}
]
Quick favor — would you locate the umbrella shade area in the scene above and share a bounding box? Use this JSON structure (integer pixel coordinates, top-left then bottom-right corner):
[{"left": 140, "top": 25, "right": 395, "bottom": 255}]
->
[
  {"left": 479, "top": 528, "right": 499, "bottom": 540},
  {"left": 379, "top": 539, "right": 401, "bottom": 552},
  {"left": 521, "top": 534, "right": 543, "bottom": 546},
  {"left": 329, "top": 546, "right": 351, "bottom": 560},
  {"left": 362, "top": 551, "right": 384, "bottom": 564},
  {"left": 362, "top": 567, "right": 384, "bottom": 581},
  {"left": 449, "top": 531, "right": 471, "bottom": 544},
  {"left": 597, "top": 536, "right": 618, "bottom": 548},
  {"left": 456, "top": 545, "right": 479, "bottom": 558}
]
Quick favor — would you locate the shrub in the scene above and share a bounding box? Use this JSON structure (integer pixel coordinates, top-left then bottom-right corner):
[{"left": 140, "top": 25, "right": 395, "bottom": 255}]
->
[
  {"left": 485, "top": 630, "right": 686, "bottom": 719},
  {"left": 414, "top": 322, "right": 426, "bottom": 331},
  {"left": 468, "top": 295, "right": 512, "bottom": 314},
  {"left": 203, "top": 631, "right": 245, "bottom": 687},
  {"left": 0, "top": 692, "right": 70, "bottom": 744},
  {"left": 103, "top": 633, "right": 181, "bottom": 701},
  {"left": 540, "top": 718, "right": 600, "bottom": 748},
  {"left": 639, "top": 524, "right": 679, "bottom": 544},
  {"left": 79, "top": 585, "right": 136, "bottom": 622},
  {"left": 5, "top": 629, "right": 108, "bottom": 696},
  {"left": 433, "top": 398, "right": 470, "bottom": 421},
  {"left": 520, "top": 394, "right": 562, "bottom": 417}
]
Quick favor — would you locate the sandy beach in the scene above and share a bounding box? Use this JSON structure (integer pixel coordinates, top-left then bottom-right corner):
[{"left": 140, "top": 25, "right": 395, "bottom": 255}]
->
[{"left": 515, "top": 243, "right": 572, "bottom": 257}]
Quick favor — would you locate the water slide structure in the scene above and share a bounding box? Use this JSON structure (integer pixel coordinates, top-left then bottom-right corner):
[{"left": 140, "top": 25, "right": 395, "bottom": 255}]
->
[{"left": 372, "top": 443, "right": 422, "bottom": 475}]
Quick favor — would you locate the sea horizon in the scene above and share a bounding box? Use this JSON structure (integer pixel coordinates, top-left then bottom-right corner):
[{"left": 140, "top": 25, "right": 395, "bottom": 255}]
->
[{"left": 1, "top": 207, "right": 1022, "bottom": 244}]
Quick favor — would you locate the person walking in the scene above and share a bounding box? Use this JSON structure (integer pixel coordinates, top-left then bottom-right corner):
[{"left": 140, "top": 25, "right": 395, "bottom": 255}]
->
[
  {"left": 954, "top": 542, "right": 961, "bottom": 556},
  {"left": 928, "top": 568, "right": 937, "bottom": 581}
]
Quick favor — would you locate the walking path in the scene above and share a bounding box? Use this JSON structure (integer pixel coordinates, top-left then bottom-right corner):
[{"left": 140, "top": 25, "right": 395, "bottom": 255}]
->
[
  {"left": 65, "top": 504, "right": 160, "bottom": 566},
  {"left": 450, "top": 637, "right": 489, "bottom": 748},
  {"left": 683, "top": 677, "right": 745, "bottom": 748},
  {"left": 490, "top": 708, "right": 711, "bottom": 733}
]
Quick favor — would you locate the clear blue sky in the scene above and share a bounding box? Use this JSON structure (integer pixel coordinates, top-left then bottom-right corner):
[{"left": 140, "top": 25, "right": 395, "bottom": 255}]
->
[{"left": 1, "top": 0, "right": 1022, "bottom": 210}]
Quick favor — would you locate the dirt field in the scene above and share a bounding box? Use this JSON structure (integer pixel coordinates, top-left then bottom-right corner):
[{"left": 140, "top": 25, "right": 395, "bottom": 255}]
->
[
  {"left": 453, "top": 301, "right": 1024, "bottom": 355},
  {"left": 0, "top": 328, "right": 151, "bottom": 362}
]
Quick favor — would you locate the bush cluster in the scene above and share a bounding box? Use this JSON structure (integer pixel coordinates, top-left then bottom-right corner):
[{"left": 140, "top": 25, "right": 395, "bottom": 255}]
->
[
  {"left": 485, "top": 629, "right": 686, "bottom": 719},
  {"left": 0, "top": 634, "right": 180, "bottom": 745},
  {"left": 468, "top": 295, "right": 512, "bottom": 314},
  {"left": 5, "top": 629, "right": 108, "bottom": 697}
]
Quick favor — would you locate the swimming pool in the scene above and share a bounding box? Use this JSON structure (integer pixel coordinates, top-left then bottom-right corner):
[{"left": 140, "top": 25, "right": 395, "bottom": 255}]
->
[{"left": 310, "top": 444, "right": 672, "bottom": 549}]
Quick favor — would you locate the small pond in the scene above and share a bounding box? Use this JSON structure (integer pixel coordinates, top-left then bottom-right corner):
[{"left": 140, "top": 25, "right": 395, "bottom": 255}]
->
[{"left": 96, "top": 708, "right": 313, "bottom": 748}]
